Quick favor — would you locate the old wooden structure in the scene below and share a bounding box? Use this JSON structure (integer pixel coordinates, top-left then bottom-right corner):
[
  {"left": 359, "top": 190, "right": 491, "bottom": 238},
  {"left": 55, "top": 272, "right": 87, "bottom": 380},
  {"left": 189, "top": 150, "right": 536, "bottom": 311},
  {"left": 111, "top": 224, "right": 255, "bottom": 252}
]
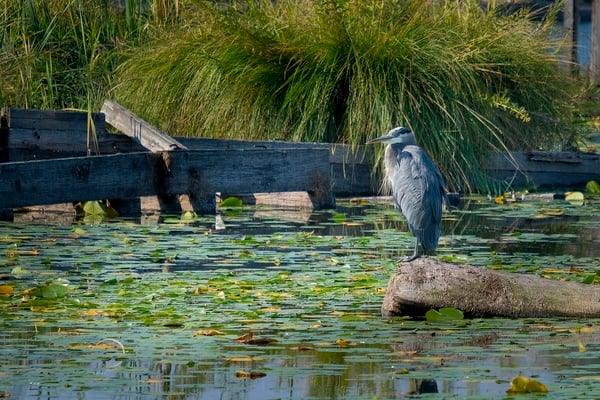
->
[
  {"left": 0, "top": 101, "right": 373, "bottom": 216},
  {"left": 490, "top": 0, "right": 599, "bottom": 84},
  {"left": 1, "top": 100, "right": 599, "bottom": 219},
  {"left": 485, "top": 149, "right": 600, "bottom": 188},
  {"left": 563, "top": 0, "right": 600, "bottom": 82}
]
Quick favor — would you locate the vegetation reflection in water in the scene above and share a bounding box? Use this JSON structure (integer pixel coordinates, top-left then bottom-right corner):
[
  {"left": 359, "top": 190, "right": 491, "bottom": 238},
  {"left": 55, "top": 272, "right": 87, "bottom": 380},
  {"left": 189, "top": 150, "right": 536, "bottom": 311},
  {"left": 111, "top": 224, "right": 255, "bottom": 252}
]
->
[{"left": 1, "top": 195, "right": 600, "bottom": 399}]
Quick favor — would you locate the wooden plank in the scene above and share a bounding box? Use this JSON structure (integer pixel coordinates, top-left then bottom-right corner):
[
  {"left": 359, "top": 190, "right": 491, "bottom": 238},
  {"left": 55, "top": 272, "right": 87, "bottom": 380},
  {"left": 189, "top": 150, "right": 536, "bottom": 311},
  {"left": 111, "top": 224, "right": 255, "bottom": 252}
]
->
[
  {"left": 101, "top": 100, "right": 187, "bottom": 152},
  {"left": 0, "top": 148, "right": 332, "bottom": 212},
  {"left": 592, "top": 0, "right": 600, "bottom": 84},
  {"left": 5, "top": 108, "right": 105, "bottom": 131},
  {"left": 179, "top": 137, "right": 376, "bottom": 195},
  {"left": 7, "top": 128, "right": 143, "bottom": 155},
  {"left": 563, "top": 0, "right": 578, "bottom": 67},
  {"left": 484, "top": 151, "right": 600, "bottom": 187},
  {"left": 0, "top": 153, "right": 156, "bottom": 208},
  {"left": 1, "top": 107, "right": 143, "bottom": 160},
  {"left": 3, "top": 108, "right": 112, "bottom": 155},
  {"left": 0, "top": 114, "right": 7, "bottom": 163}
]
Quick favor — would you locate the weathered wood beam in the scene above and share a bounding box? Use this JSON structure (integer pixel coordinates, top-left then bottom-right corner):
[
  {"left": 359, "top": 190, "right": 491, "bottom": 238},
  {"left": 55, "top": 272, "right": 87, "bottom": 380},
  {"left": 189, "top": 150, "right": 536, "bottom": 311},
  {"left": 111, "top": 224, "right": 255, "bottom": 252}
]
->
[
  {"left": 483, "top": 150, "right": 600, "bottom": 187},
  {"left": 179, "top": 137, "right": 377, "bottom": 195},
  {"left": 382, "top": 257, "right": 600, "bottom": 318},
  {"left": 4, "top": 108, "right": 107, "bottom": 155},
  {"left": 1, "top": 107, "right": 145, "bottom": 161},
  {"left": 0, "top": 148, "right": 332, "bottom": 213},
  {"left": 592, "top": 0, "right": 600, "bottom": 84},
  {"left": 563, "top": 0, "right": 578, "bottom": 69},
  {"left": 101, "top": 99, "right": 188, "bottom": 152}
]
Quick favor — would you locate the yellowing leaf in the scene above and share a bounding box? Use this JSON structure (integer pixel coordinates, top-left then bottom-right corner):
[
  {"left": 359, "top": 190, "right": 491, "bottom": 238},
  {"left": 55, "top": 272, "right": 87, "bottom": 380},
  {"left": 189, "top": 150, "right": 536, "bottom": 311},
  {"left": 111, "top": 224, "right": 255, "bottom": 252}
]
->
[
  {"left": 541, "top": 208, "right": 564, "bottom": 216},
  {"left": 69, "top": 342, "right": 118, "bottom": 350},
  {"left": 81, "top": 309, "right": 104, "bottom": 316},
  {"left": 234, "top": 332, "right": 278, "bottom": 345},
  {"left": 0, "top": 285, "right": 14, "bottom": 296},
  {"left": 194, "top": 329, "right": 226, "bottom": 336},
  {"left": 260, "top": 307, "right": 281, "bottom": 312},
  {"left": 341, "top": 222, "right": 362, "bottom": 226},
  {"left": 579, "top": 340, "right": 587, "bottom": 352},
  {"left": 235, "top": 370, "right": 266, "bottom": 379},
  {"left": 335, "top": 338, "right": 355, "bottom": 347},
  {"left": 226, "top": 356, "right": 256, "bottom": 363},
  {"left": 525, "top": 379, "right": 548, "bottom": 393},
  {"left": 565, "top": 191, "right": 585, "bottom": 205},
  {"left": 506, "top": 375, "right": 548, "bottom": 394},
  {"left": 83, "top": 200, "right": 106, "bottom": 216},
  {"left": 574, "top": 376, "right": 600, "bottom": 381},
  {"left": 291, "top": 345, "right": 314, "bottom": 351}
]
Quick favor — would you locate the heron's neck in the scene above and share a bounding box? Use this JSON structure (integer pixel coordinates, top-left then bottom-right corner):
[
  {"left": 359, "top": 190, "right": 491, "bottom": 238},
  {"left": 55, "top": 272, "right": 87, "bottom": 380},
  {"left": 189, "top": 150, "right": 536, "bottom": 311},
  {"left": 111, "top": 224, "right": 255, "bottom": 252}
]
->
[{"left": 389, "top": 142, "right": 410, "bottom": 153}]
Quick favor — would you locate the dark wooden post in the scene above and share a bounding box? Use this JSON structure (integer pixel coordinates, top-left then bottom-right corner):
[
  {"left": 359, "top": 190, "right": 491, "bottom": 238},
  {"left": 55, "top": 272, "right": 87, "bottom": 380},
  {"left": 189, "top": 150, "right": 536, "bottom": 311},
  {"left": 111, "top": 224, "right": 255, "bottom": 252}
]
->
[
  {"left": 592, "top": 0, "right": 600, "bottom": 84},
  {"left": 0, "top": 113, "right": 10, "bottom": 220},
  {"left": 563, "top": 0, "right": 578, "bottom": 74},
  {"left": 0, "top": 114, "right": 8, "bottom": 163}
]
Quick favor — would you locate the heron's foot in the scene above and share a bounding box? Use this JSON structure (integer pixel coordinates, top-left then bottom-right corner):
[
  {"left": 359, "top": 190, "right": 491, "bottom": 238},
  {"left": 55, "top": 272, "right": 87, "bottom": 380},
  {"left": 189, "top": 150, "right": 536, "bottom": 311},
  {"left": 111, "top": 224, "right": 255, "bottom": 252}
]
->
[{"left": 400, "top": 253, "right": 420, "bottom": 263}]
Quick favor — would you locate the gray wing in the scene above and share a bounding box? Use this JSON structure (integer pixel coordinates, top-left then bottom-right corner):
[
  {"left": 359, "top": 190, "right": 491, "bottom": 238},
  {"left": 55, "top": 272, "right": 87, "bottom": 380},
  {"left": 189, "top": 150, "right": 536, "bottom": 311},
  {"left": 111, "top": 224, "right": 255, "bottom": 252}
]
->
[{"left": 390, "top": 145, "right": 446, "bottom": 250}]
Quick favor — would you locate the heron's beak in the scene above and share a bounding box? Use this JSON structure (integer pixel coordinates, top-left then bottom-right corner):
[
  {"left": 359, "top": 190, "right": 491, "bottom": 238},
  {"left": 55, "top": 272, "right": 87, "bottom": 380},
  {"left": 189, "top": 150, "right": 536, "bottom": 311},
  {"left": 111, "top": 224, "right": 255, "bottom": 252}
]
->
[{"left": 367, "top": 132, "right": 394, "bottom": 144}]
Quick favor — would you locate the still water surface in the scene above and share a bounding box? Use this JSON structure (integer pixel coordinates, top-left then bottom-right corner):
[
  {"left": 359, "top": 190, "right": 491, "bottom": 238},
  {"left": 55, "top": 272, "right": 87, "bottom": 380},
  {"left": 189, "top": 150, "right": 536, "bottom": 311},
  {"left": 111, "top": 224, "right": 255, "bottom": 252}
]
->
[{"left": 2, "top": 195, "right": 600, "bottom": 399}]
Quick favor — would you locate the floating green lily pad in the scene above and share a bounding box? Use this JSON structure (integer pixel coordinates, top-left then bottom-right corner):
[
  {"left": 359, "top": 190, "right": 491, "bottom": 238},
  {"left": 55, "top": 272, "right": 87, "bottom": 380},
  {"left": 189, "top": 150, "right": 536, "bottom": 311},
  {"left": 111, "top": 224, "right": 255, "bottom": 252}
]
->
[
  {"left": 31, "top": 282, "right": 69, "bottom": 299},
  {"left": 425, "top": 307, "right": 465, "bottom": 322}
]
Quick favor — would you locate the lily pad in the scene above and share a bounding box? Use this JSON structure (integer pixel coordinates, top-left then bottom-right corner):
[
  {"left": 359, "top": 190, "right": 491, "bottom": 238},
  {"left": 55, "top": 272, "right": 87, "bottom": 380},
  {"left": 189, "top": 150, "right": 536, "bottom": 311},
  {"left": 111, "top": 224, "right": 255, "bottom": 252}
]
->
[
  {"left": 219, "top": 196, "right": 243, "bottom": 208},
  {"left": 425, "top": 307, "right": 464, "bottom": 322},
  {"left": 30, "top": 282, "right": 69, "bottom": 299},
  {"left": 586, "top": 180, "right": 600, "bottom": 194},
  {"left": 1, "top": 197, "right": 600, "bottom": 399},
  {"left": 565, "top": 191, "right": 585, "bottom": 205}
]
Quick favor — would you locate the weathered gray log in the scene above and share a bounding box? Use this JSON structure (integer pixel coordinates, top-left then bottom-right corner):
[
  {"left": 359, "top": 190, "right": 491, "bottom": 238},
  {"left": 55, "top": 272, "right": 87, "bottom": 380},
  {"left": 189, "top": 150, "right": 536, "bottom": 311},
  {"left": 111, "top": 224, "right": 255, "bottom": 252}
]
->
[
  {"left": 101, "top": 99, "right": 188, "bottom": 151},
  {"left": 382, "top": 257, "right": 600, "bottom": 318}
]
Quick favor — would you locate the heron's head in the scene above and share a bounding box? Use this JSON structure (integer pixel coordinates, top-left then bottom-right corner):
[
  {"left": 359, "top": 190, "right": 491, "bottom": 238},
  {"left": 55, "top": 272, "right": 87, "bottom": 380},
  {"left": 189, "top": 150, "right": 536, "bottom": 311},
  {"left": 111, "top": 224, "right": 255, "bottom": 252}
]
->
[{"left": 367, "top": 126, "right": 416, "bottom": 145}]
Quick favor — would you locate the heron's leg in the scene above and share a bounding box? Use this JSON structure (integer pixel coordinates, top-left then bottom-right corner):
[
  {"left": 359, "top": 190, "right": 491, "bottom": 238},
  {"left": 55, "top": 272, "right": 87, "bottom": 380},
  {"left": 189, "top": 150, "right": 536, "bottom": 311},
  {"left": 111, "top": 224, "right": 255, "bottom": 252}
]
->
[{"left": 401, "top": 239, "right": 419, "bottom": 262}]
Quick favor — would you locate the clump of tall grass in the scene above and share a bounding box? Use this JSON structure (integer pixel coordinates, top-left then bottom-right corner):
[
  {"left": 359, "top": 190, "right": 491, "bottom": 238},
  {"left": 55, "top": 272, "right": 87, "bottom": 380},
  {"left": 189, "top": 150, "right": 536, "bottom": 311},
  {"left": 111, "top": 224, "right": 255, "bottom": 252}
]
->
[
  {"left": 115, "top": 0, "right": 586, "bottom": 192},
  {"left": 0, "top": 0, "right": 188, "bottom": 110}
]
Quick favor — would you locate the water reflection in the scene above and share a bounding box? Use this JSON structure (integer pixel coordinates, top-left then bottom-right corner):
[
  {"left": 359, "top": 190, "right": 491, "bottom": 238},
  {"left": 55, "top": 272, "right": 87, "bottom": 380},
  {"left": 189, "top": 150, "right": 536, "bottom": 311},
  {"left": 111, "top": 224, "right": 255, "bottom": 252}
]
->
[
  {"left": 7, "top": 320, "right": 593, "bottom": 399},
  {"left": 2, "top": 196, "right": 600, "bottom": 399}
]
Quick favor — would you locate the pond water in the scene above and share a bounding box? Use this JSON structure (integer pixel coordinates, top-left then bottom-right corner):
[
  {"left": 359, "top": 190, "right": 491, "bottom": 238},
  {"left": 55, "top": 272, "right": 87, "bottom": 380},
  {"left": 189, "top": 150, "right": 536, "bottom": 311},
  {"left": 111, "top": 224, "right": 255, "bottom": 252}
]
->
[{"left": 2, "top": 194, "right": 600, "bottom": 399}]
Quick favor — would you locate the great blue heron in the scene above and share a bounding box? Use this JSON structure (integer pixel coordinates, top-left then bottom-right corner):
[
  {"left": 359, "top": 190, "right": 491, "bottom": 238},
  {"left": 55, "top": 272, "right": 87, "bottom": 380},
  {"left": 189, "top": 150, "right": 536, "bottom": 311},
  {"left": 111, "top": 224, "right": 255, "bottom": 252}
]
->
[{"left": 368, "top": 126, "right": 447, "bottom": 262}]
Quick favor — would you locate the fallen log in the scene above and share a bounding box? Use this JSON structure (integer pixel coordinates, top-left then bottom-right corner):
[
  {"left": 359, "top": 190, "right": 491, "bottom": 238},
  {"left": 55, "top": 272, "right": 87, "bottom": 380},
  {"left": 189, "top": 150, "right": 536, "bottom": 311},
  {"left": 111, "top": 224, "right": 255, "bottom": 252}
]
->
[{"left": 381, "top": 257, "right": 600, "bottom": 318}]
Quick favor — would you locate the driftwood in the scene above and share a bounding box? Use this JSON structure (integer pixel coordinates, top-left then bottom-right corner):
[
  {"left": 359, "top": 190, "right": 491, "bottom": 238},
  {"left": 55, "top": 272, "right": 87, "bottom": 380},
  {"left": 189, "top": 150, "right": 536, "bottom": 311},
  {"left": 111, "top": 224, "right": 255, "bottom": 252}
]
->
[{"left": 381, "top": 257, "right": 600, "bottom": 318}]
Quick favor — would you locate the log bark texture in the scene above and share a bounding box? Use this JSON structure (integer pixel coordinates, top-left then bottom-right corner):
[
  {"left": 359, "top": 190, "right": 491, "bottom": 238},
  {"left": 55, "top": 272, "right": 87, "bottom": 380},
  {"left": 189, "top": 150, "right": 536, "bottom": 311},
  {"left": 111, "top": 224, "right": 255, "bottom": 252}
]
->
[{"left": 381, "top": 257, "right": 600, "bottom": 318}]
